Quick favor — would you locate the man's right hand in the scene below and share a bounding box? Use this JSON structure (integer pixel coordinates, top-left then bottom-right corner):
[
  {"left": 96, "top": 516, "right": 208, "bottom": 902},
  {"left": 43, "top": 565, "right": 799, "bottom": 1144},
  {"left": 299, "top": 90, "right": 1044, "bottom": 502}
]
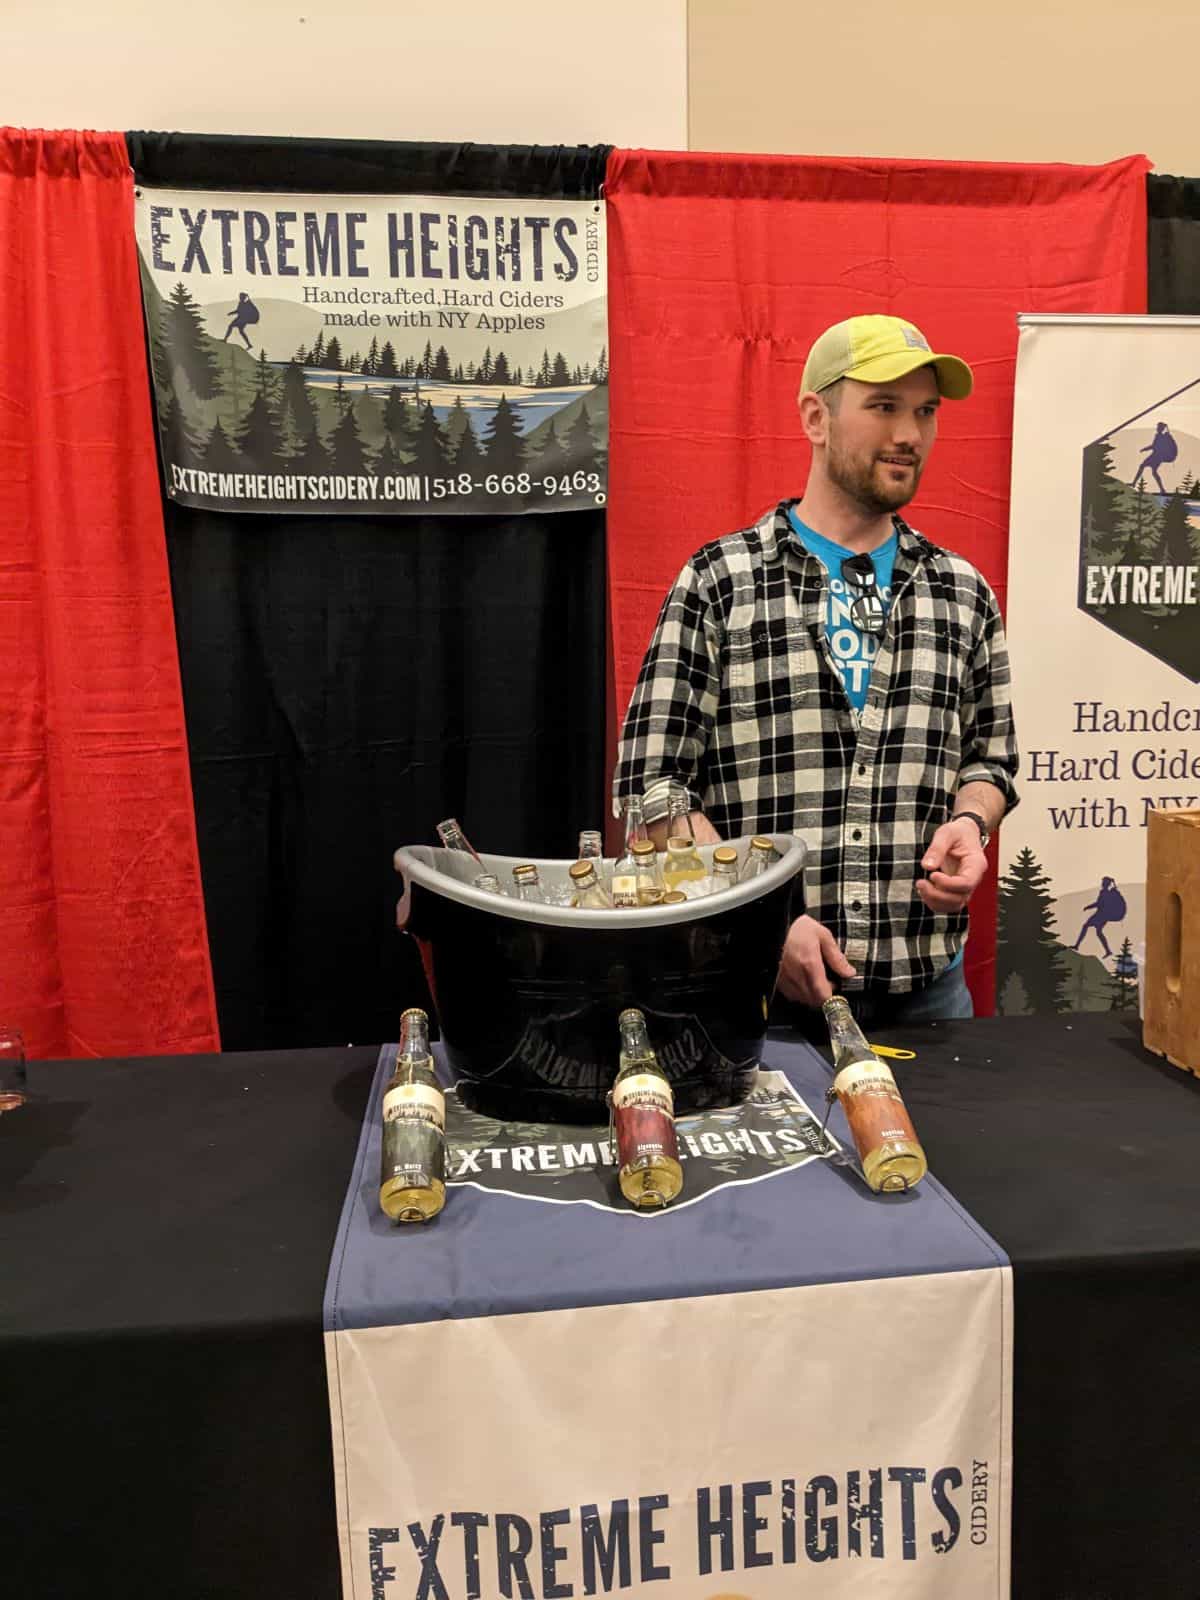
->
[{"left": 776, "top": 915, "right": 857, "bottom": 1007}]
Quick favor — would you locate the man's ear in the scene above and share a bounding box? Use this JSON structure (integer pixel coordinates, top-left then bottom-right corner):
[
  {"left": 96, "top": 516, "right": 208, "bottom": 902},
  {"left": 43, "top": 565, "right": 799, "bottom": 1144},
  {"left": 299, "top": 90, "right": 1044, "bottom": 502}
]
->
[{"left": 798, "top": 390, "right": 829, "bottom": 447}]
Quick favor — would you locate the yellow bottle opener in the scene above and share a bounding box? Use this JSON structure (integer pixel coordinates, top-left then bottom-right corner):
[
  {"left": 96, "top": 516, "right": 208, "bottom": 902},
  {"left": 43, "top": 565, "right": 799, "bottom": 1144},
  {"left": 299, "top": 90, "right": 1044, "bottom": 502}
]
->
[{"left": 869, "top": 1043, "right": 916, "bottom": 1060}]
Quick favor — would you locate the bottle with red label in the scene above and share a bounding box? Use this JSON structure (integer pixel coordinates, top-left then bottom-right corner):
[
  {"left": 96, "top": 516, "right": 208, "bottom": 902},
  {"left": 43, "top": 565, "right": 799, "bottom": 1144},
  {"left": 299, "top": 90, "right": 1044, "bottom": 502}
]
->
[
  {"left": 611, "top": 1009, "right": 684, "bottom": 1209},
  {"left": 379, "top": 1007, "right": 447, "bottom": 1223},
  {"left": 822, "top": 996, "right": 927, "bottom": 1192}
]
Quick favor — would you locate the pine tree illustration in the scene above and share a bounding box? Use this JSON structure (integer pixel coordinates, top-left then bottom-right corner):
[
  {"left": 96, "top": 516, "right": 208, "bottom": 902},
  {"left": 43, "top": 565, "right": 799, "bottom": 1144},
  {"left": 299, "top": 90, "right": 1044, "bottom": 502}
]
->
[
  {"left": 160, "top": 391, "right": 202, "bottom": 468},
  {"left": 996, "top": 847, "right": 1071, "bottom": 1014},
  {"left": 997, "top": 971, "right": 1032, "bottom": 1016},
  {"left": 443, "top": 394, "right": 471, "bottom": 453},
  {"left": 202, "top": 418, "right": 241, "bottom": 473},
  {"left": 163, "top": 281, "right": 223, "bottom": 401},
  {"left": 329, "top": 406, "right": 368, "bottom": 475},
  {"left": 1109, "top": 937, "right": 1139, "bottom": 1012},
  {"left": 492, "top": 351, "right": 512, "bottom": 386},
  {"left": 377, "top": 341, "right": 399, "bottom": 379},
  {"left": 372, "top": 431, "right": 405, "bottom": 476},
  {"left": 535, "top": 419, "right": 569, "bottom": 479},
  {"left": 409, "top": 403, "right": 451, "bottom": 478},
  {"left": 281, "top": 359, "right": 318, "bottom": 441},
  {"left": 235, "top": 389, "right": 285, "bottom": 467},
  {"left": 291, "top": 425, "right": 331, "bottom": 473},
  {"left": 482, "top": 395, "right": 527, "bottom": 473},
  {"left": 451, "top": 418, "right": 485, "bottom": 477},
  {"left": 564, "top": 401, "right": 596, "bottom": 468}
]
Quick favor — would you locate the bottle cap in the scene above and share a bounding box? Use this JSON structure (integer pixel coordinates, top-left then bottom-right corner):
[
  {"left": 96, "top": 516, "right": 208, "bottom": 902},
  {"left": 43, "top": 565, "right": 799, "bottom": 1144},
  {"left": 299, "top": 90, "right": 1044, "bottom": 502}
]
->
[
  {"left": 512, "top": 863, "right": 537, "bottom": 878},
  {"left": 618, "top": 1007, "right": 645, "bottom": 1026},
  {"left": 632, "top": 840, "right": 656, "bottom": 856},
  {"left": 568, "top": 860, "right": 594, "bottom": 880},
  {"left": 713, "top": 846, "right": 738, "bottom": 865},
  {"left": 662, "top": 891, "right": 687, "bottom": 904},
  {"left": 400, "top": 1007, "right": 429, "bottom": 1024},
  {"left": 750, "top": 835, "right": 774, "bottom": 851}
]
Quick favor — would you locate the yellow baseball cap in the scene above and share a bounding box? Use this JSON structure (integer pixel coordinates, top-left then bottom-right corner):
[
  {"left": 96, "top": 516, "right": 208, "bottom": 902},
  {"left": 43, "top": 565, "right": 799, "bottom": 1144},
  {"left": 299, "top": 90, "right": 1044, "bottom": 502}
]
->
[{"left": 801, "top": 314, "right": 973, "bottom": 400}]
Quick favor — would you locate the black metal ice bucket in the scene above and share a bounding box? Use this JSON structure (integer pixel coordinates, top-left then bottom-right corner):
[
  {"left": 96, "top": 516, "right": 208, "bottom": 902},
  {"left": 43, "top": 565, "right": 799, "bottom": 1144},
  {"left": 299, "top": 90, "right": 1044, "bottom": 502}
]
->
[{"left": 395, "top": 835, "right": 806, "bottom": 1124}]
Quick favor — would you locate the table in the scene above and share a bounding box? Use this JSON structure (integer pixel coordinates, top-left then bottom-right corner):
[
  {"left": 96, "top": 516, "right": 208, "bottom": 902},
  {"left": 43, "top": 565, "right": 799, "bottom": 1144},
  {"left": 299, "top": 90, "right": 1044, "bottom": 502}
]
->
[{"left": 4, "top": 1014, "right": 1200, "bottom": 1598}]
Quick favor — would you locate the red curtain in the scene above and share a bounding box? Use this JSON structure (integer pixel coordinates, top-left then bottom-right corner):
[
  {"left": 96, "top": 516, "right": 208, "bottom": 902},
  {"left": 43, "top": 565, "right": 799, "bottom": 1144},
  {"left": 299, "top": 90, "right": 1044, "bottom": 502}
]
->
[
  {"left": 605, "top": 150, "right": 1148, "bottom": 1011},
  {"left": 0, "top": 129, "right": 219, "bottom": 1058}
]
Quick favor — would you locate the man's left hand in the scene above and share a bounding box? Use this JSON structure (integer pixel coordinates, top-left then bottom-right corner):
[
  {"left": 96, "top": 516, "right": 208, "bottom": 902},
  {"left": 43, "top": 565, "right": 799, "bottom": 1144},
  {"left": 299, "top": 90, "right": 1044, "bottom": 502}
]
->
[{"left": 915, "top": 818, "right": 989, "bottom": 913}]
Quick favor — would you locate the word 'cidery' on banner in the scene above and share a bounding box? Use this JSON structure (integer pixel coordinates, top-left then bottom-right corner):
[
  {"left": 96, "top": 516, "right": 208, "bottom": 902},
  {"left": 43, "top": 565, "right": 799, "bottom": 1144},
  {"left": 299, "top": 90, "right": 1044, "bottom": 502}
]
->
[{"left": 134, "top": 190, "right": 608, "bottom": 516}]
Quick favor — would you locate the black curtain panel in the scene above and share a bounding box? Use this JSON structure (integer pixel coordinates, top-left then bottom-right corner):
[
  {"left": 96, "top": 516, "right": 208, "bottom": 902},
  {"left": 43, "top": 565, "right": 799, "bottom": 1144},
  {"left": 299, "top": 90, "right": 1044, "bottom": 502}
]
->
[
  {"left": 1147, "top": 173, "right": 1200, "bottom": 314},
  {"left": 128, "top": 133, "right": 611, "bottom": 1051}
]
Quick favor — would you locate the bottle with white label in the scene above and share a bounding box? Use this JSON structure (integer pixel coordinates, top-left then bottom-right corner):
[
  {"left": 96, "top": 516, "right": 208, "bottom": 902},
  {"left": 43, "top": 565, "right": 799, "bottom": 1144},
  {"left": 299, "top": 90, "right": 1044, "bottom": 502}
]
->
[
  {"left": 822, "top": 996, "right": 927, "bottom": 1192},
  {"left": 379, "top": 1007, "right": 447, "bottom": 1223},
  {"left": 611, "top": 1009, "right": 684, "bottom": 1209}
]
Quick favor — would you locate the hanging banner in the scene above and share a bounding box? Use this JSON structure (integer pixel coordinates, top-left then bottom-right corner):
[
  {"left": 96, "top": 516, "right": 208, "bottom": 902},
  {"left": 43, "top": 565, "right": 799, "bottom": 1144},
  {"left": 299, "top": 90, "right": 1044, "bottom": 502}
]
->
[
  {"left": 1002, "top": 315, "right": 1200, "bottom": 1016},
  {"left": 133, "top": 187, "right": 608, "bottom": 516},
  {"left": 325, "top": 1041, "right": 1012, "bottom": 1600}
]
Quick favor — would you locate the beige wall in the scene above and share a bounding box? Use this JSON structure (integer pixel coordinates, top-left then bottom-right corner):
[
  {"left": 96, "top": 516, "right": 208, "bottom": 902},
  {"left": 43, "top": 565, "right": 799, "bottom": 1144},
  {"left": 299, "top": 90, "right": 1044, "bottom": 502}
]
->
[
  {"left": 4, "top": 0, "right": 688, "bottom": 149},
  {"left": 689, "top": 0, "right": 1197, "bottom": 172}
]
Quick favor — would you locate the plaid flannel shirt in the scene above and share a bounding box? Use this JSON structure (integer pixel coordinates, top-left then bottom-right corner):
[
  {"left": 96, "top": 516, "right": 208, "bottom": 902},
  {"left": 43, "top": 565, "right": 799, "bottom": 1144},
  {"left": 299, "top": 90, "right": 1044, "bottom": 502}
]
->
[{"left": 613, "top": 501, "right": 1020, "bottom": 993}]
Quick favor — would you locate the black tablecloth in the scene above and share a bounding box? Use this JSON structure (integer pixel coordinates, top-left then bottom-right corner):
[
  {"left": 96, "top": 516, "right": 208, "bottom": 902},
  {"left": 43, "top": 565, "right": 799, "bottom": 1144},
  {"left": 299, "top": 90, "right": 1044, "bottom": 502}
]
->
[{"left": 4, "top": 1014, "right": 1200, "bottom": 1599}]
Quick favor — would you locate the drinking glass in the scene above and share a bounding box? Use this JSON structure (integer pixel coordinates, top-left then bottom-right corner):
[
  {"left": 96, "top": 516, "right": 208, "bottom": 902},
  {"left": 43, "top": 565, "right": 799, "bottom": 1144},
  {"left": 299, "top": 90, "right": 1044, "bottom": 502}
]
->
[{"left": 0, "top": 1027, "right": 27, "bottom": 1112}]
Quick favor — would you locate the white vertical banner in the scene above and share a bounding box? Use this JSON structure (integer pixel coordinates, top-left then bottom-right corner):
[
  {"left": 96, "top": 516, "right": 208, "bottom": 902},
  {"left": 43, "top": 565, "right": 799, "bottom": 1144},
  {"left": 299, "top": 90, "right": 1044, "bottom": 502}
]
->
[
  {"left": 1003, "top": 316, "right": 1200, "bottom": 1016},
  {"left": 326, "top": 1270, "right": 1011, "bottom": 1600}
]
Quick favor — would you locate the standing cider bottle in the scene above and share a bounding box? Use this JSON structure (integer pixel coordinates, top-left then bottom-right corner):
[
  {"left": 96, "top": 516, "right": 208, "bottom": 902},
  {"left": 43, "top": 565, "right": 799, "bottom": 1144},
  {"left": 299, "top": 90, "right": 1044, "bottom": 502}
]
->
[
  {"left": 569, "top": 859, "right": 613, "bottom": 908},
  {"left": 379, "top": 1008, "right": 447, "bottom": 1222},
  {"left": 611, "top": 1009, "right": 684, "bottom": 1209},
  {"left": 663, "top": 835, "right": 706, "bottom": 894},
  {"left": 739, "top": 835, "right": 778, "bottom": 881},
  {"left": 632, "top": 839, "right": 666, "bottom": 905},
  {"left": 436, "top": 817, "right": 482, "bottom": 862},
  {"left": 822, "top": 996, "right": 927, "bottom": 1192},
  {"left": 710, "top": 845, "right": 740, "bottom": 893}
]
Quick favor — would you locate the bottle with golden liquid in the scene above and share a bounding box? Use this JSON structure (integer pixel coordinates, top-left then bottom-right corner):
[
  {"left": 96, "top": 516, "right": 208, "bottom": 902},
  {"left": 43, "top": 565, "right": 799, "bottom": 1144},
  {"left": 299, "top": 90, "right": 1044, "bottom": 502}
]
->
[
  {"left": 379, "top": 1008, "right": 447, "bottom": 1223},
  {"left": 663, "top": 835, "right": 706, "bottom": 894},
  {"left": 822, "top": 996, "right": 927, "bottom": 1193},
  {"left": 611, "top": 1009, "right": 684, "bottom": 1209},
  {"left": 611, "top": 797, "right": 647, "bottom": 908},
  {"left": 631, "top": 839, "right": 666, "bottom": 905},
  {"left": 569, "top": 859, "right": 613, "bottom": 908}
]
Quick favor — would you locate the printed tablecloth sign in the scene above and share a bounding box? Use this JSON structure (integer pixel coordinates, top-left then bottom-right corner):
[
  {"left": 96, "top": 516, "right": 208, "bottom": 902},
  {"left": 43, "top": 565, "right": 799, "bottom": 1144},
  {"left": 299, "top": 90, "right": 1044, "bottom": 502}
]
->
[
  {"left": 324, "top": 1036, "right": 1012, "bottom": 1599},
  {"left": 134, "top": 189, "right": 608, "bottom": 516},
  {"left": 1004, "top": 315, "right": 1200, "bottom": 1017}
]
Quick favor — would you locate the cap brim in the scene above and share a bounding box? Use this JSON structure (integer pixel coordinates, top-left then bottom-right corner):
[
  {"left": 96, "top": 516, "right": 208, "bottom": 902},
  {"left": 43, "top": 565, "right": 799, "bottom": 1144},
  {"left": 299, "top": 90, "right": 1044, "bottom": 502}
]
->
[{"left": 845, "top": 351, "right": 973, "bottom": 400}]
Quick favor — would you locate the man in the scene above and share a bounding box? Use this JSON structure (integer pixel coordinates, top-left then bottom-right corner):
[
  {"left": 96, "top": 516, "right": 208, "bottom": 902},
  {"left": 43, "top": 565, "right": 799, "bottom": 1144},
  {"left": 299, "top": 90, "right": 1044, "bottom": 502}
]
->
[{"left": 613, "top": 314, "right": 1019, "bottom": 1033}]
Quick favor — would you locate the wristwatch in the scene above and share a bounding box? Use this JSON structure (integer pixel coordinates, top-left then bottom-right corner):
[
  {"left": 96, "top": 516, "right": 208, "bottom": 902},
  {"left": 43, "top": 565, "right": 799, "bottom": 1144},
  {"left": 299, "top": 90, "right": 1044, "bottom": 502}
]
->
[{"left": 952, "top": 810, "right": 990, "bottom": 850}]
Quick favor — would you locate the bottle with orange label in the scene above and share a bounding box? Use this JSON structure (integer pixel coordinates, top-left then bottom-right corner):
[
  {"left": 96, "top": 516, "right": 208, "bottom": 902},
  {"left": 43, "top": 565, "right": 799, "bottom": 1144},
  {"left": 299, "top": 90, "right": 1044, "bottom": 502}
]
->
[
  {"left": 610, "top": 1009, "right": 684, "bottom": 1209},
  {"left": 822, "top": 996, "right": 927, "bottom": 1192},
  {"left": 379, "top": 1007, "right": 447, "bottom": 1223}
]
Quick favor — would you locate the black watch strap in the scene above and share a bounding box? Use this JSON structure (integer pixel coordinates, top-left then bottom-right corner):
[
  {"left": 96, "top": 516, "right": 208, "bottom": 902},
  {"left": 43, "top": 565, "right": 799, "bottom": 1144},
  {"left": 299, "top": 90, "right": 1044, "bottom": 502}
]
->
[{"left": 952, "top": 810, "right": 990, "bottom": 848}]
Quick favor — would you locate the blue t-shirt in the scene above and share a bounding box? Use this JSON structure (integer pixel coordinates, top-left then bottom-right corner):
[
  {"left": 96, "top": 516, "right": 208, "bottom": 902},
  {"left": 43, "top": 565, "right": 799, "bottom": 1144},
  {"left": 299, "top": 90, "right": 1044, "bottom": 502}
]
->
[
  {"left": 788, "top": 510, "right": 897, "bottom": 712},
  {"left": 789, "top": 509, "right": 963, "bottom": 974}
]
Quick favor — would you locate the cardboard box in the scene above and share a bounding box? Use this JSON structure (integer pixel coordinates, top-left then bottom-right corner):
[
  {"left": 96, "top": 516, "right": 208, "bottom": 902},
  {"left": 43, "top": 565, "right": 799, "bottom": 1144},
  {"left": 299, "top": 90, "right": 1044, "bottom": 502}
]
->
[{"left": 1144, "top": 807, "right": 1200, "bottom": 1078}]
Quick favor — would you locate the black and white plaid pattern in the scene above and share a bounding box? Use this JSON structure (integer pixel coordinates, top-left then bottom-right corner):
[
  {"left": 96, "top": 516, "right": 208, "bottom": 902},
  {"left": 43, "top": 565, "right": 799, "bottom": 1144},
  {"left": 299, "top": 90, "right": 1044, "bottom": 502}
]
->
[{"left": 614, "top": 501, "right": 1020, "bottom": 994}]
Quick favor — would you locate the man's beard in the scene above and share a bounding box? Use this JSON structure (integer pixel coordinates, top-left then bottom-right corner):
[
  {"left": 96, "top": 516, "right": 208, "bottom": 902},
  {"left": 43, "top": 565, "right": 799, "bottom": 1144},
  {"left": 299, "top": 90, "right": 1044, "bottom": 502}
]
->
[{"left": 827, "top": 435, "right": 923, "bottom": 514}]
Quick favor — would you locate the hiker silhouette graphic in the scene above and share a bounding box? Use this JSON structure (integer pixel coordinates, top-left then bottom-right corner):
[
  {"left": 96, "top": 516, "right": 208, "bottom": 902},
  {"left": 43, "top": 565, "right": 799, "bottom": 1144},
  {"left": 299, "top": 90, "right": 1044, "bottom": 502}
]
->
[
  {"left": 1131, "top": 422, "right": 1178, "bottom": 496},
  {"left": 223, "top": 292, "right": 260, "bottom": 350},
  {"left": 1073, "top": 876, "right": 1127, "bottom": 959}
]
